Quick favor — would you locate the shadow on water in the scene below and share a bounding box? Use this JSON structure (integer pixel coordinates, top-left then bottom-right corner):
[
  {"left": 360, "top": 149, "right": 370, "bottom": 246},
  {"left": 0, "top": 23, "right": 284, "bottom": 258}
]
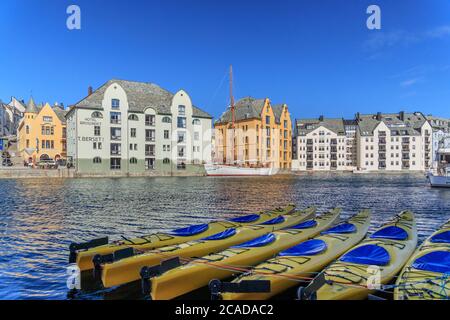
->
[{"left": 0, "top": 174, "right": 449, "bottom": 299}]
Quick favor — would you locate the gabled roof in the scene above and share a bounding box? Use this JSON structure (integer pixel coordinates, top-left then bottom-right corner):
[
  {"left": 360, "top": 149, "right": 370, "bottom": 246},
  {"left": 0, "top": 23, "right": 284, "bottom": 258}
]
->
[
  {"left": 72, "top": 79, "right": 212, "bottom": 118},
  {"left": 52, "top": 106, "right": 68, "bottom": 123},
  {"left": 357, "top": 112, "right": 427, "bottom": 136},
  {"left": 296, "top": 117, "right": 345, "bottom": 136},
  {"left": 216, "top": 97, "right": 267, "bottom": 124}
]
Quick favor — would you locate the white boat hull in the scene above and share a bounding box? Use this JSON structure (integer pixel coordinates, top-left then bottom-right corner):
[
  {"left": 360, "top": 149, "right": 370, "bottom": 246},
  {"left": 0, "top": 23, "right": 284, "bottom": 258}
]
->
[
  {"left": 428, "top": 174, "right": 450, "bottom": 188},
  {"left": 204, "top": 164, "right": 277, "bottom": 176}
]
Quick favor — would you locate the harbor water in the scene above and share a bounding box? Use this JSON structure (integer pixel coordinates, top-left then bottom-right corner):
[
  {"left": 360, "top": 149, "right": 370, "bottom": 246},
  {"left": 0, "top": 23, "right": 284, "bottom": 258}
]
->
[{"left": 0, "top": 174, "right": 449, "bottom": 300}]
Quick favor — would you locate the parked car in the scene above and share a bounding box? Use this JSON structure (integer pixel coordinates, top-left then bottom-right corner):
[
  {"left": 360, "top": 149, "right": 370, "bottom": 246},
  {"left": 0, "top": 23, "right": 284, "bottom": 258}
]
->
[{"left": 38, "top": 160, "right": 58, "bottom": 169}]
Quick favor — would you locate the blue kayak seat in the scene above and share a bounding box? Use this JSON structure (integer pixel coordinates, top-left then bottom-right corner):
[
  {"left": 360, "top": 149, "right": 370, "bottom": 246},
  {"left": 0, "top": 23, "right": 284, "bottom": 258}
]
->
[
  {"left": 340, "top": 244, "right": 390, "bottom": 266},
  {"left": 169, "top": 223, "right": 209, "bottom": 237},
  {"left": 321, "top": 223, "right": 356, "bottom": 235},
  {"left": 201, "top": 228, "right": 237, "bottom": 241},
  {"left": 370, "top": 226, "right": 408, "bottom": 241},
  {"left": 228, "top": 214, "right": 260, "bottom": 223},
  {"left": 279, "top": 239, "right": 327, "bottom": 257},
  {"left": 231, "top": 233, "right": 276, "bottom": 249},
  {"left": 260, "top": 216, "right": 285, "bottom": 225},
  {"left": 412, "top": 251, "right": 450, "bottom": 274},
  {"left": 286, "top": 220, "right": 317, "bottom": 230},
  {"left": 430, "top": 230, "right": 450, "bottom": 244}
]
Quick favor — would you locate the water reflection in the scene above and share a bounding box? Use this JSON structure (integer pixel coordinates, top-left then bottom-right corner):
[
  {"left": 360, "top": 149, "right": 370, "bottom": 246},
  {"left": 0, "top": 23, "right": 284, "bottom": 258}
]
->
[{"left": 0, "top": 174, "right": 449, "bottom": 299}]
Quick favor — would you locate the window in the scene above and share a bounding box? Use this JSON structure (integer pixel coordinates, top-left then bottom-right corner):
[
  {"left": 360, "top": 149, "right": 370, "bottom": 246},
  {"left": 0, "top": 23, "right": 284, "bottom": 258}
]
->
[
  {"left": 98, "top": 142, "right": 102, "bottom": 150},
  {"left": 111, "top": 143, "right": 121, "bottom": 156},
  {"left": 163, "top": 158, "right": 170, "bottom": 164},
  {"left": 145, "top": 144, "right": 155, "bottom": 156},
  {"left": 92, "top": 112, "right": 103, "bottom": 118},
  {"left": 112, "top": 99, "right": 120, "bottom": 109},
  {"left": 111, "top": 127, "right": 121, "bottom": 140},
  {"left": 178, "top": 146, "right": 185, "bottom": 157},
  {"left": 94, "top": 126, "right": 101, "bottom": 136},
  {"left": 43, "top": 116, "right": 53, "bottom": 122},
  {"left": 177, "top": 117, "right": 186, "bottom": 128},
  {"left": 111, "top": 158, "right": 121, "bottom": 170},
  {"left": 284, "top": 120, "right": 287, "bottom": 128},
  {"left": 145, "top": 114, "right": 155, "bottom": 126},
  {"left": 162, "top": 116, "right": 171, "bottom": 123},
  {"left": 110, "top": 112, "right": 121, "bottom": 124},
  {"left": 178, "top": 132, "right": 185, "bottom": 143},
  {"left": 164, "top": 130, "right": 169, "bottom": 139},
  {"left": 178, "top": 105, "right": 185, "bottom": 115},
  {"left": 93, "top": 157, "right": 102, "bottom": 164},
  {"left": 130, "top": 157, "right": 138, "bottom": 164},
  {"left": 128, "top": 114, "right": 138, "bottom": 121},
  {"left": 26, "top": 139, "right": 29, "bottom": 148},
  {"left": 192, "top": 119, "right": 200, "bottom": 125},
  {"left": 93, "top": 142, "right": 97, "bottom": 149},
  {"left": 26, "top": 126, "right": 30, "bottom": 134},
  {"left": 194, "top": 132, "right": 199, "bottom": 141},
  {"left": 130, "top": 128, "right": 136, "bottom": 138},
  {"left": 266, "top": 116, "right": 270, "bottom": 124},
  {"left": 145, "top": 129, "right": 155, "bottom": 142}
]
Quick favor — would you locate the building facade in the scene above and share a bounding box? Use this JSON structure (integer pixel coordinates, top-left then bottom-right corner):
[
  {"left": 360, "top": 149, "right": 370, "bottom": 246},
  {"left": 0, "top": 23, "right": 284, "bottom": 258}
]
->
[
  {"left": 296, "top": 117, "right": 349, "bottom": 171},
  {"left": 214, "top": 97, "right": 292, "bottom": 169},
  {"left": 0, "top": 97, "right": 25, "bottom": 137},
  {"left": 17, "top": 98, "right": 67, "bottom": 163},
  {"left": 426, "top": 115, "right": 450, "bottom": 163},
  {"left": 66, "top": 79, "right": 212, "bottom": 175},
  {"left": 294, "top": 112, "right": 433, "bottom": 172}
]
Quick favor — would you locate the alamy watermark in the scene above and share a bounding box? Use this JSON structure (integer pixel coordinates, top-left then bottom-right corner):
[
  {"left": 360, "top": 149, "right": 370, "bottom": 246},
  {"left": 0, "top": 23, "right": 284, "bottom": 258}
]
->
[
  {"left": 366, "top": 5, "right": 381, "bottom": 30},
  {"left": 66, "top": 5, "right": 81, "bottom": 30},
  {"left": 66, "top": 265, "right": 81, "bottom": 290}
]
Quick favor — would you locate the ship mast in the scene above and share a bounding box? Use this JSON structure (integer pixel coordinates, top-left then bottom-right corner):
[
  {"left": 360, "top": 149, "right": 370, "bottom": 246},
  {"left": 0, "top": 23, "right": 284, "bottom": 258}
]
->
[{"left": 229, "top": 65, "right": 236, "bottom": 164}]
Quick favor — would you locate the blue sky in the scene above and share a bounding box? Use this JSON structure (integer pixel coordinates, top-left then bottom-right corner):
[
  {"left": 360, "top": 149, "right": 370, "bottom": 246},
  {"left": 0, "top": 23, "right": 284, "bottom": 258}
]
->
[{"left": 0, "top": 0, "right": 449, "bottom": 119}]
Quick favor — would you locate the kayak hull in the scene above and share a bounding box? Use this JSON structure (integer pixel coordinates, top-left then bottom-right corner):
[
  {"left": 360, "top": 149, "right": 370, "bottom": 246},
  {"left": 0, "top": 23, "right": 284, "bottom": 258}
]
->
[
  {"left": 150, "top": 208, "right": 341, "bottom": 300},
  {"left": 222, "top": 210, "right": 371, "bottom": 300},
  {"left": 75, "top": 205, "right": 296, "bottom": 271},
  {"left": 101, "top": 208, "right": 316, "bottom": 288},
  {"left": 315, "top": 211, "right": 417, "bottom": 300}
]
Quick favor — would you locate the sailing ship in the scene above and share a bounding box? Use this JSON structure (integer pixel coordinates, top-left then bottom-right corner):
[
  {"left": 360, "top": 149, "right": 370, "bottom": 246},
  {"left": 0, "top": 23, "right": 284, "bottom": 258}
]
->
[
  {"left": 205, "top": 66, "right": 277, "bottom": 176},
  {"left": 427, "top": 137, "right": 450, "bottom": 188}
]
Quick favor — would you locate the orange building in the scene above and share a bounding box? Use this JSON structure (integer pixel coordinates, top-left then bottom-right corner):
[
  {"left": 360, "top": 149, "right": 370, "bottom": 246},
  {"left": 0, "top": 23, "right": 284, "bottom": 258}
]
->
[
  {"left": 18, "top": 98, "right": 67, "bottom": 164},
  {"left": 214, "top": 97, "right": 292, "bottom": 169}
]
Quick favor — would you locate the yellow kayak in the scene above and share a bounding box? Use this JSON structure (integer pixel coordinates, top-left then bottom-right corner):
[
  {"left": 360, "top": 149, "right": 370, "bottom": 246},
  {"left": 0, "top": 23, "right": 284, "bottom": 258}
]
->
[
  {"left": 100, "top": 207, "right": 316, "bottom": 288},
  {"left": 311, "top": 211, "right": 417, "bottom": 300},
  {"left": 221, "top": 209, "right": 371, "bottom": 300},
  {"left": 394, "top": 218, "right": 450, "bottom": 300},
  {"left": 71, "top": 204, "right": 296, "bottom": 271},
  {"left": 148, "top": 208, "right": 341, "bottom": 300}
]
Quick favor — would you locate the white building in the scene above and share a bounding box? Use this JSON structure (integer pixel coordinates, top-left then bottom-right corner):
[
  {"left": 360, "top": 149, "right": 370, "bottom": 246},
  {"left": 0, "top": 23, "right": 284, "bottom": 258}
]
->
[
  {"left": 295, "top": 117, "right": 349, "bottom": 171},
  {"left": 356, "top": 112, "right": 432, "bottom": 171},
  {"left": 294, "top": 112, "right": 433, "bottom": 172},
  {"left": 0, "top": 97, "right": 25, "bottom": 137},
  {"left": 66, "top": 79, "right": 212, "bottom": 175},
  {"left": 426, "top": 115, "right": 450, "bottom": 163}
]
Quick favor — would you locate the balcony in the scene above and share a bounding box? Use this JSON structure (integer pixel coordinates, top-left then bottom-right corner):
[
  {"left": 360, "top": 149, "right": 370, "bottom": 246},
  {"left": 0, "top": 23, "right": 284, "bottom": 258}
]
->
[
  {"left": 111, "top": 135, "right": 121, "bottom": 141},
  {"left": 379, "top": 153, "right": 386, "bottom": 160},
  {"left": 110, "top": 150, "right": 121, "bottom": 156},
  {"left": 110, "top": 119, "right": 121, "bottom": 125},
  {"left": 145, "top": 121, "right": 155, "bottom": 126},
  {"left": 306, "top": 155, "right": 313, "bottom": 161},
  {"left": 379, "top": 138, "right": 386, "bottom": 145},
  {"left": 306, "top": 140, "right": 313, "bottom": 145},
  {"left": 330, "top": 139, "right": 337, "bottom": 146},
  {"left": 378, "top": 132, "right": 386, "bottom": 137},
  {"left": 402, "top": 145, "right": 410, "bottom": 152},
  {"left": 145, "top": 151, "right": 155, "bottom": 157},
  {"left": 379, "top": 145, "right": 386, "bottom": 152},
  {"left": 402, "top": 138, "right": 410, "bottom": 144},
  {"left": 146, "top": 136, "right": 156, "bottom": 142}
]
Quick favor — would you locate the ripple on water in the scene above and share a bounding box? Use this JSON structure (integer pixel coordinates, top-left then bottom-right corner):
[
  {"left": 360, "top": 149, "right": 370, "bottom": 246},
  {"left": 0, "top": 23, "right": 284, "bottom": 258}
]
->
[{"left": 0, "top": 174, "right": 449, "bottom": 299}]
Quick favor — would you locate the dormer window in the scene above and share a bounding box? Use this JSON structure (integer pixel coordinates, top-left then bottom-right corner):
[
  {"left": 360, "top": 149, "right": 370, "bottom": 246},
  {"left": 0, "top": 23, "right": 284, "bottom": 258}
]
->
[
  {"left": 92, "top": 111, "right": 103, "bottom": 119},
  {"left": 178, "top": 105, "right": 185, "bottom": 115},
  {"left": 112, "top": 99, "right": 120, "bottom": 109}
]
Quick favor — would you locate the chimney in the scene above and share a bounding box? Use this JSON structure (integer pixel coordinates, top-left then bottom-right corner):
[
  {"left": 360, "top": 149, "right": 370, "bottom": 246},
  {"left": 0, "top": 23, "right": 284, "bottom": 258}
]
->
[
  {"left": 376, "top": 112, "right": 382, "bottom": 121},
  {"left": 319, "top": 115, "right": 324, "bottom": 121},
  {"left": 88, "top": 86, "right": 93, "bottom": 96},
  {"left": 399, "top": 111, "right": 405, "bottom": 121}
]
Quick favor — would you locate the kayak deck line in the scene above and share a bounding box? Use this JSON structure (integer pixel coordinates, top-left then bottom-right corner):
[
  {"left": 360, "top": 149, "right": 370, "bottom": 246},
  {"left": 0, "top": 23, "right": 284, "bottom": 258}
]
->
[
  {"left": 99, "top": 208, "right": 317, "bottom": 288},
  {"left": 146, "top": 209, "right": 340, "bottom": 300},
  {"left": 307, "top": 211, "right": 417, "bottom": 300},
  {"left": 218, "top": 209, "right": 371, "bottom": 300},
  {"left": 71, "top": 204, "right": 300, "bottom": 271}
]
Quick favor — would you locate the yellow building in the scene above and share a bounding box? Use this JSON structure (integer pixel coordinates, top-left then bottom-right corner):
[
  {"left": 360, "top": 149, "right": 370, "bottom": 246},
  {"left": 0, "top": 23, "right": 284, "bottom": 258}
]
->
[
  {"left": 18, "top": 98, "right": 67, "bottom": 164},
  {"left": 215, "top": 97, "right": 292, "bottom": 169}
]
